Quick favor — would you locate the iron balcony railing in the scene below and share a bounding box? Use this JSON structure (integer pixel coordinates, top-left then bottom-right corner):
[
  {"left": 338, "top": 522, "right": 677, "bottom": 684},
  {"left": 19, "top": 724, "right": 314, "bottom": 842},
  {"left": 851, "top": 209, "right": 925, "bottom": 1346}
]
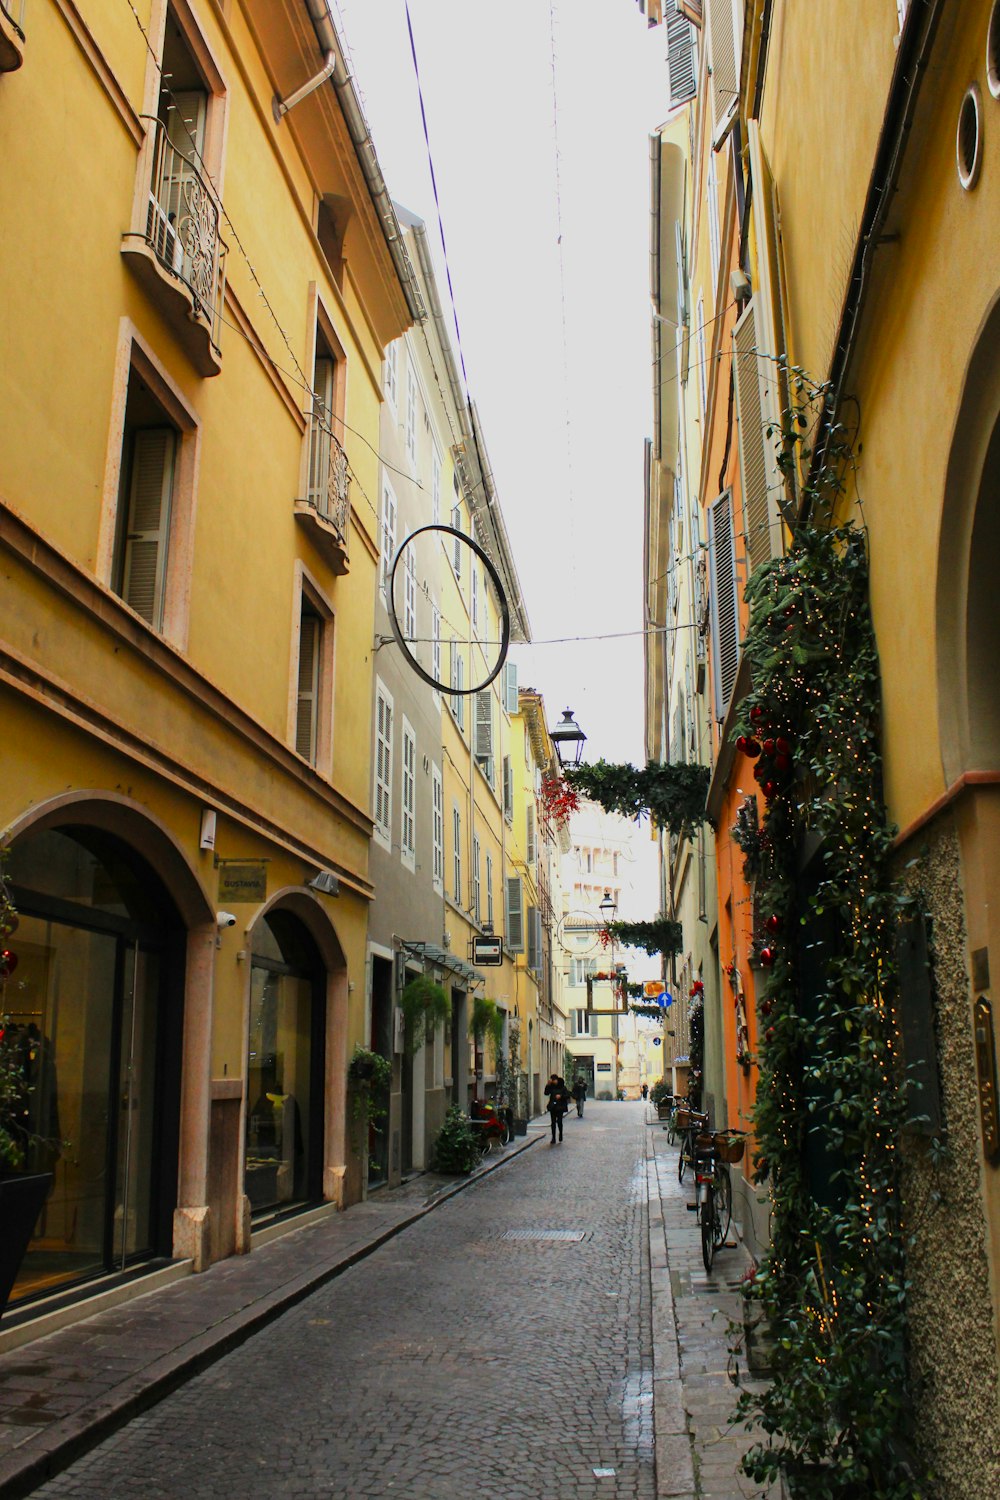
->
[
  {"left": 141, "top": 115, "right": 226, "bottom": 351},
  {"left": 305, "top": 414, "right": 351, "bottom": 546}
]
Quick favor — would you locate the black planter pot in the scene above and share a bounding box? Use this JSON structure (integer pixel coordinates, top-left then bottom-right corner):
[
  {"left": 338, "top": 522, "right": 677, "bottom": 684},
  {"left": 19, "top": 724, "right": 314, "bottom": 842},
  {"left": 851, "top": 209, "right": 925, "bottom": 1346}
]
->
[
  {"left": 513, "top": 1117, "right": 528, "bottom": 1136},
  {"left": 0, "top": 1172, "right": 53, "bottom": 1316}
]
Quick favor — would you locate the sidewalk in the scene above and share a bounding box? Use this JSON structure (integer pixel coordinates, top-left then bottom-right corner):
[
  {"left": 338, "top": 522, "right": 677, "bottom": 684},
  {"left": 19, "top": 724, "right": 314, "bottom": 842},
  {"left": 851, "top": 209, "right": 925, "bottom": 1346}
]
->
[
  {"left": 646, "top": 1117, "right": 778, "bottom": 1500},
  {"left": 0, "top": 1128, "right": 545, "bottom": 1498}
]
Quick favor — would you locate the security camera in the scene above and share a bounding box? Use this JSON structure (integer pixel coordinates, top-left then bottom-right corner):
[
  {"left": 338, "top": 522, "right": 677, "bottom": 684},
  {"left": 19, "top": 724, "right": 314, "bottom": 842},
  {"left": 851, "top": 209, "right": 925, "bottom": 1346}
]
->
[{"left": 216, "top": 911, "right": 237, "bottom": 929}]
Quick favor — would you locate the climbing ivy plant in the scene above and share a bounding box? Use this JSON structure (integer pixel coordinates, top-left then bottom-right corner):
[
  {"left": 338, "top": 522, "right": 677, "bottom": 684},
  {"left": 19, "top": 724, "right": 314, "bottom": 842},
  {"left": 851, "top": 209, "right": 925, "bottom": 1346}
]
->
[
  {"left": 730, "top": 374, "right": 924, "bottom": 1498},
  {"left": 564, "top": 760, "right": 709, "bottom": 835}
]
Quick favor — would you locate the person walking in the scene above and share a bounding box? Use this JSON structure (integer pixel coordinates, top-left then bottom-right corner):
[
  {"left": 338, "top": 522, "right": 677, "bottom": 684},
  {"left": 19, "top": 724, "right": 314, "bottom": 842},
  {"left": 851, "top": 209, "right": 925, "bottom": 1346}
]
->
[
  {"left": 641, "top": 1083, "right": 649, "bottom": 1101},
  {"left": 572, "top": 1077, "right": 587, "bottom": 1117},
  {"left": 544, "top": 1074, "right": 571, "bottom": 1144}
]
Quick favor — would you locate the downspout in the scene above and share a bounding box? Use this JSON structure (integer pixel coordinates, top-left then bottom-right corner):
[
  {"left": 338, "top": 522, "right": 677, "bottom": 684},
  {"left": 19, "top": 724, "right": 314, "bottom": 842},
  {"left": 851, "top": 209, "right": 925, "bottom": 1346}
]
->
[
  {"left": 806, "top": 0, "right": 945, "bottom": 517},
  {"left": 273, "top": 51, "right": 336, "bottom": 120},
  {"left": 301, "top": 0, "right": 425, "bottom": 323}
]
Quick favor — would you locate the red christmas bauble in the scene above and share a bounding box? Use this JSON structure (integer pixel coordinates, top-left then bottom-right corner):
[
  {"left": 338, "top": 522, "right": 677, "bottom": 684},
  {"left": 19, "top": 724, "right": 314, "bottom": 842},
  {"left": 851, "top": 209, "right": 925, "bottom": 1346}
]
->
[
  {"left": 765, "top": 914, "right": 782, "bottom": 935},
  {"left": 766, "top": 1026, "right": 776, "bottom": 1042},
  {"left": 750, "top": 706, "right": 765, "bottom": 724},
  {"left": 776, "top": 737, "right": 791, "bottom": 755},
  {"left": 0, "top": 949, "right": 17, "bottom": 978},
  {"left": 746, "top": 739, "right": 761, "bottom": 759},
  {"left": 763, "top": 780, "right": 777, "bottom": 799},
  {"left": 762, "top": 738, "right": 775, "bottom": 756},
  {"left": 774, "top": 753, "right": 792, "bottom": 773},
  {"left": 736, "top": 735, "right": 750, "bottom": 754},
  {"left": 760, "top": 998, "right": 774, "bottom": 1017},
  {"left": 760, "top": 946, "right": 775, "bottom": 967}
]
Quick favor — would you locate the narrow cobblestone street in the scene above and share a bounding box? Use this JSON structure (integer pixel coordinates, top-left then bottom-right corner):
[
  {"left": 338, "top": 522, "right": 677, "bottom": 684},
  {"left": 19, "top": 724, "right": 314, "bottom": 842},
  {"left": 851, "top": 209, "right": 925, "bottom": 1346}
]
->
[
  {"left": 9, "top": 1103, "right": 776, "bottom": 1500},
  {"left": 30, "top": 1104, "right": 654, "bottom": 1499}
]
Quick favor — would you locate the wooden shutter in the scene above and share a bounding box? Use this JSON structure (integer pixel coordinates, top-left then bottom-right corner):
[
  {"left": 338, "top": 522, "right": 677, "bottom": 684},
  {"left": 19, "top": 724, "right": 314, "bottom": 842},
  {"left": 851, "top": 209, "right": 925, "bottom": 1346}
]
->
[
  {"left": 122, "top": 427, "right": 175, "bottom": 627},
  {"left": 734, "top": 297, "right": 784, "bottom": 573},
  {"left": 666, "top": 14, "right": 697, "bottom": 105},
  {"left": 526, "top": 804, "right": 536, "bottom": 866},
  {"left": 747, "top": 120, "right": 791, "bottom": 515},
  {"left": 708, "top": 489, "right": 739, "bottom": 719},
  {"left": 475, "top": 690, "right": 493, "bottom": 760},
  {"left": 506, "top": 876, "right": 524, "bottom": 952},
  {"left": 527, "top": 906, "right": 541, "bottom": 971},
  {"left": 706, "top": 0, "right": 738, "bottom": 146},
  {"left": 503, "top": 756, "right": 513, "bottom": 820},
  {"left": 503, "top": 660, "right": 518, "bottom": 715},
  {"left": 296, "top": 608, "right": 321, "bottom": 761}
]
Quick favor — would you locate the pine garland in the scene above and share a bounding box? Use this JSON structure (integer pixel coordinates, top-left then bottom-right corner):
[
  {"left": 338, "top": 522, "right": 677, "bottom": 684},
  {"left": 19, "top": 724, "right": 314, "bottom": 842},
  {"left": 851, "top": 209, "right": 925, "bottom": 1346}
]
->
[
  {"left": 564, "top": 759, "right": 709, "bottom": 834},
  {"left": 601, "top": 917, "right": 682, "bottom": 957}
]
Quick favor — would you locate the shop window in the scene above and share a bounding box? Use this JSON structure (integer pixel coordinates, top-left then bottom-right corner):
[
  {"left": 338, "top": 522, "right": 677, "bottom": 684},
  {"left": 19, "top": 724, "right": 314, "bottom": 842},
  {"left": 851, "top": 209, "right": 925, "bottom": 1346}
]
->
[{"left": 245, "top": 910, "right": 325, "bottom": 1217}]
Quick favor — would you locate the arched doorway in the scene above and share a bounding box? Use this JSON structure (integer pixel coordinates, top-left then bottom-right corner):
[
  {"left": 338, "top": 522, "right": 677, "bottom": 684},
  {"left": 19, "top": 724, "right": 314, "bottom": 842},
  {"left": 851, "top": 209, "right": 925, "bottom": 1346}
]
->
[
  {"left": 244, "top": 908, "right": 326, "bottom": 1219},
  {"left": 5, "top": 825, "right": 186, "bottom": 1303}
]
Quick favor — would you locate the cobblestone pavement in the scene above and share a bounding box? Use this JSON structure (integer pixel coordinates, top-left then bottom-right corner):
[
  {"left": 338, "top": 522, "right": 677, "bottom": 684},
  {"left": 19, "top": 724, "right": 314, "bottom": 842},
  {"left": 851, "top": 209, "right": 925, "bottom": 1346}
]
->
[
  {"left": 648, "top": 1130, "right": 777, "bottom": 1500},
  {"left": 29, "top": 1103, "right": 656, "bottom": 1500}
]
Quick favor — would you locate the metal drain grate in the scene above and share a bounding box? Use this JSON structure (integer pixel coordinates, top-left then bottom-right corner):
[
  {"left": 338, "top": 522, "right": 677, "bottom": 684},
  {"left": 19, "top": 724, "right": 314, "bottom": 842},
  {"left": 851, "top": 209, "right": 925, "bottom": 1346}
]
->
[{"left": 500, "top": 1228, "right": 589, "bottom": 1242}]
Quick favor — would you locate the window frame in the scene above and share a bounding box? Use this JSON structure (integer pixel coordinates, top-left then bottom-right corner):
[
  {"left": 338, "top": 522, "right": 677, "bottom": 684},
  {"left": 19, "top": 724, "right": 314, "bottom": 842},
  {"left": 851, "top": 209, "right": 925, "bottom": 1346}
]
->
[
  {"left": 431, "top": 764, "right": 444, "bottom": 893},
  {"left": 373, "top": 679, "right": 394, "bottom": 850},
  {"left": 401, "top": 717, "right": 416, "bottom": 871}
]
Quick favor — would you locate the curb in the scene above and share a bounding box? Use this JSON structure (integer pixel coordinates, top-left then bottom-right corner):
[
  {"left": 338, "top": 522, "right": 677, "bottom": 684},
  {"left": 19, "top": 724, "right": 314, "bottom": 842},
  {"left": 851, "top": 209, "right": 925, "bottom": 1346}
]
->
[
  {"left": 0, "top": 1134, "right": 542, "bottom": 1498},
  {"left": 646, "top": 1130, "right": 698, "bottom": 1500}
]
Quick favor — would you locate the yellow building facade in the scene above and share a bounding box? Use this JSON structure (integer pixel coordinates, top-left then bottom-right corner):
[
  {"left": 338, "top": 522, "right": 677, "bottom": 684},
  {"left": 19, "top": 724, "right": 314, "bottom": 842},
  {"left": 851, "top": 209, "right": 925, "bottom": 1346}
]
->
[{"left": 0, "top": 0, "right": 418, "bottom": 1315}]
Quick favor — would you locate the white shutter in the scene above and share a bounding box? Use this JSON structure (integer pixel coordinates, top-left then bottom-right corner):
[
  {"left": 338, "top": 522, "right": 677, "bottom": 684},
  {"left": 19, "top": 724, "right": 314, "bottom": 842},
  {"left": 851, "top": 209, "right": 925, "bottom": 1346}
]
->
[
  {"left": 502, "top": 756, "right": 513, "bottom": 822},
  {"left": 475, "top": 690, "right": 493, "bottom": 760},
  {"left": 706, "top": 0, "right": 738, "bottom": 146},
  {"left": 503, "top": 660, "right": 518, "bottom": 716},
  {"left": 526, "top": 804, "right": 536, "bottom": 866},
  {"left": 666, "top": 14, "right": 697, "bottom": 105},
  {"left": 296, "top": 609, "right": 320, "bottom": 762},
  {"left": 374, "top": 686, "right": 393, "bottom": 840},
  {"left": 122, "top": 427, "right": 175, "bottom": 627},
  {"left": 708, "top": 490, "right": 740, "bottom": 719},
  {"left": 506, "top": 876, "right": 524, "bottom": 952}
]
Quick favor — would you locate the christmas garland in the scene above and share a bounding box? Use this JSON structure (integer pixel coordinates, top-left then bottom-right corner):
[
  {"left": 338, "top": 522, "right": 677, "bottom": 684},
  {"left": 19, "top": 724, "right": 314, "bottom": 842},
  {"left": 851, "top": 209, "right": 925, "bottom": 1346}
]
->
[
  {"left": 731, "top": 513, "right": 921, "bottom": 1496},
  {"left": 599, "top": 917, "right": 682, "bottom": 957},
  {"left": 564, "top": 759, "right": 709, "bottom": 834}
]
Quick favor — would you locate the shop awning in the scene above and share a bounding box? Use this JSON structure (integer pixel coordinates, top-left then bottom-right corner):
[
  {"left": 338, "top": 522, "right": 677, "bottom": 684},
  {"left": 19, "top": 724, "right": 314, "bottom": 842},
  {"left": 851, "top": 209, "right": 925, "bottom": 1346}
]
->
[{"left": 401, "top": 941, "right": 485, "bottom": 989}]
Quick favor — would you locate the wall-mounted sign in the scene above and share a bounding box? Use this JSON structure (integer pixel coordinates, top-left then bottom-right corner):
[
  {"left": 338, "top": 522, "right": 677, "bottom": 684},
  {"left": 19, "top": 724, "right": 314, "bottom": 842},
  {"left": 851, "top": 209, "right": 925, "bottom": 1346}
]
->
[
  {"left": 473, "top": 936, "right": 503, "bottom": 966},
  {"left": 596, "top": 1062, "right": 612, "bottom": 1072},
  {"left": 643, "top": 981, "right": 663, "bottom": 999},
  {"left": 653, "top": 1038, "right": 662, "bottom": 1046},
  {"left": 218, "top": 861, "right": 267, "bottom": 903}
]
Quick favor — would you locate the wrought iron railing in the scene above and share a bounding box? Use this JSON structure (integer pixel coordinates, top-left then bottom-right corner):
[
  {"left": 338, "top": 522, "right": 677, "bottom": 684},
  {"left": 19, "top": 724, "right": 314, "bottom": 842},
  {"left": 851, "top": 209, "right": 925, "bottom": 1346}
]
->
[
  {"left": 141, "top": 115, "right": 226, "bottom": 350},
  {"left": 305, "top": 415, "right": 351, "bottom": 545}
]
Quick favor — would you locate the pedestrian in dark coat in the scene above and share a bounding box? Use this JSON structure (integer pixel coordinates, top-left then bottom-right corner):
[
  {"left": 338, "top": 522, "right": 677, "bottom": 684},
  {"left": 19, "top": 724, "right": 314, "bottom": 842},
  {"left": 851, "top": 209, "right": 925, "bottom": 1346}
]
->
[
  {"left": 572, "top": 1077, "right": 587, "bottom": 1116},
  {"left": 544, "top": 1074, "right": 571, "bottom": 1143}
]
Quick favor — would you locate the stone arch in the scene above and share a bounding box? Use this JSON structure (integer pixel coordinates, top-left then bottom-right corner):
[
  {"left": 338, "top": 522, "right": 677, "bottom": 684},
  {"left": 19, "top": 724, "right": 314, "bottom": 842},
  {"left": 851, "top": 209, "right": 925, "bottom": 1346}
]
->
[{"left": 936, "top": 291, "right": 1000, "bottom": 784}]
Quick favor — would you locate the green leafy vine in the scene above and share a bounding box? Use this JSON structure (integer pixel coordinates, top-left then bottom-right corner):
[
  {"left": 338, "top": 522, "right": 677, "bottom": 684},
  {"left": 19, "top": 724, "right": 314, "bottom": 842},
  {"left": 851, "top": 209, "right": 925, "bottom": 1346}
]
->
[{"left": 564, "top": 759, "right": 710, "bottom": 835}]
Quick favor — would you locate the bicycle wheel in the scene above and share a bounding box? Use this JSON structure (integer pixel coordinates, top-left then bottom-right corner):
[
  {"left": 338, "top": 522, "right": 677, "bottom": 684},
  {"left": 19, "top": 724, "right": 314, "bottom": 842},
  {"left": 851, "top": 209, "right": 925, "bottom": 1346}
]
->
[
  {"left": 678, "top": 1132, "right": 689, "bottom": 1183},
  {"left": 715, "top": 1165, "right": 732, "bottom": 1245},
  {"left": 701, "top": 1184, "right": 716, "bottom": 1273}
]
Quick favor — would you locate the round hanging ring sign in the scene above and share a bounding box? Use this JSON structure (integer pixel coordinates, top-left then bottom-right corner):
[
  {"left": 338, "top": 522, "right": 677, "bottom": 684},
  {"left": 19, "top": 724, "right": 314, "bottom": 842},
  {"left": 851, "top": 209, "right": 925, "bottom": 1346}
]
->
[{"left": 387, "top": 523, "right": 511, "bottom": 694}]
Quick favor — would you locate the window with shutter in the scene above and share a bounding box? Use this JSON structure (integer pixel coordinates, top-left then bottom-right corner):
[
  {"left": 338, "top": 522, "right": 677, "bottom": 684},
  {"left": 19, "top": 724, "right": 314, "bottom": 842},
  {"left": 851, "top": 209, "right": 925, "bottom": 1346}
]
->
[
  {"left": 374, "top": 682, "right": 393, "bottom": 845},
  {"left": 747, "top": 121, "right": 791, "bottom": 517},
  {"left": 380, "top": 478, "right": 397, "bottom": 593},
  {"left": 666, "top": 13, "right": 697, "bottom": 105},
  {"left": 384, "top": 341, "right": 398, "bottom": 405},
  {"left": 506, "top": 876, "right": 524, "bottom": 952},
  {"left": 401, "top": 719, "right": 416, "bottom": 870},
  {"left": 733, "top": 299, "right": 778, "bottom": 576},
  {"left": 706, "top": 0, "right": 738, "bottom": 146},
  {"left": 431, "top": 765, "right": 444, "bottom": 891},
  {"left": 695, "top": 295, "right": 707, "bottom": 419},
  {"left": 432, "top": 605, "right": 441, "bottom": 692},
  {"left": 432, "top": 448, "right": 441, "bottom": 525},
  {"left": 471, "top": 565, "right": 479, "bottom": 631},
  {"left": 486, "top": 852, "right": 494, "bottom": 927},
  {"left": 405, "top": 368, "right": 417, "bottom": 467},
  {"left": 453, "top": 804, "right": 462, "bottom": 902},
  {"left": 119, "top": 427, "right": 176, "bottom": 627},
  {"left": 708, "top": 490, "right": 740, "bottom": 719},
  {"left": 502, "top": 756, "right": 514, "bottom": 823},
  {"left": 473, "top": 835, "right": 481, "bottom": 922},
  {"left": 451, "top": 504, "right": 462, "bottom": 576},
  {"left": 503, "top": 661, "right": 518, "bottom": 716},
  {"left": 475, "top": 690, "right": 493, "bottom": 763},
  {"left": 527, "top": 906, "right": 541, "bottom": 971},
  {"left": 526, "top": 805, "right": 536, "bottom": 867},
  {"left": 296, "top": 603, "right": 321, "bottom": 762},
  {"left": 404, "top": 548, "right": 417, "bottom": 640}
]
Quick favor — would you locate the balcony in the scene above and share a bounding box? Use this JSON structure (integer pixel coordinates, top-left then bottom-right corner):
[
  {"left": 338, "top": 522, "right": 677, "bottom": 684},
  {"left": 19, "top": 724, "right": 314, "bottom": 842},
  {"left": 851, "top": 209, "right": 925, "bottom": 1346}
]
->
[
  {"left": 294, "top": 418, "right": 351, "bottom": 574},
  {"left": 0, "top": 2, "right": 25, "bottom": 71},
  {"left": 122, "top": 116, "right": 227, "bottom": 377}
]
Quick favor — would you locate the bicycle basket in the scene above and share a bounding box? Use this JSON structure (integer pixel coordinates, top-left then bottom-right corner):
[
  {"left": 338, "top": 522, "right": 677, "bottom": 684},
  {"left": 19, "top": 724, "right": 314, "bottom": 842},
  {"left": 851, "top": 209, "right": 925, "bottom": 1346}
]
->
[{"left": 713, "top": 1133, "right": 746, "bottom": 1164}]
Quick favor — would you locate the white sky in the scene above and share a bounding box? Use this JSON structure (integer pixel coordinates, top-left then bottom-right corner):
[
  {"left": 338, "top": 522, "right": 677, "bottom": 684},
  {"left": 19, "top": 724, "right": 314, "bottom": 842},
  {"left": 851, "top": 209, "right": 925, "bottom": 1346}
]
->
[{"left": 335, "top": 0, "right": 669, "bottom": 768}]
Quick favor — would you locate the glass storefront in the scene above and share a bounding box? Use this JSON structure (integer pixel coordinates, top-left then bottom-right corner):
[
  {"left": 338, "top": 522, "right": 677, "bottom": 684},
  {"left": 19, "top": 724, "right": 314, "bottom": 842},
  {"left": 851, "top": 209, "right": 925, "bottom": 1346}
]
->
[
  {"left": 245, "top": 910, "right": 324, "bottom": 1217},
  {"left": 4, "top": 827, "right": 181, "bottom": 1304}
]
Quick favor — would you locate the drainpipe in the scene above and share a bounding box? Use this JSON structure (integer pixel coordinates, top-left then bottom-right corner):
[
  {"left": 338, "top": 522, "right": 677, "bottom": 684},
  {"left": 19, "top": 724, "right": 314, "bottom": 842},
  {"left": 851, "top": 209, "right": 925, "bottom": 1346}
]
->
[
  {"left": 300, "top": 0, "right": 425, "bottom": 323},
  {"left": 807, "top": 0, "right": 945, "bottom": 517},
  {"left": 272, "top": 51, "right": 336, "bottom": 121}
]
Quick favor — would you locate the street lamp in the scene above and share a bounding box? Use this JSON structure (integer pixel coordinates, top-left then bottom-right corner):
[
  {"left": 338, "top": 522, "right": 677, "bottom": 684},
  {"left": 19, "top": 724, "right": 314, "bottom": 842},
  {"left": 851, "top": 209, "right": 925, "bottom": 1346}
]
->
[
  {"left": 598, "top": 890, "right": 618, "bottom": 923},
  {"left": 550, "top": 707, "right": 587, "bottom": 768}
]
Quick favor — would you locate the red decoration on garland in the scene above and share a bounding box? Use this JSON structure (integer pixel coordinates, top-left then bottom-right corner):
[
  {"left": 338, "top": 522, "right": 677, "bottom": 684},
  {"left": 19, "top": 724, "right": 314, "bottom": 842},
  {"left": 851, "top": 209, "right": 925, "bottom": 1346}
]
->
[
  {"left": 763, "top": 780, "right": 778, "bottom": 800},
  {"left": 762, "top": 738, "right": 775, "bottom": 756},
  {"left": 750, "top": 706, "right": 765, "bottom": 724},
  {"left": 765, "top": 914, "right": 782, "bottom": 935},
  {"left": 759, "top": 946, "right": 776, "bottom": 967},
  {"left": 776, "top": 737, "right": 791, "bottom": 755},
  {"left": 690, "top": 978, "right": 704, "bottom": 995},
  {"left": 0, "top": 949, "right": 17, "bottom": 978},
  {"left": 774, "top": 753, "right": 792, "bottom": 773}
]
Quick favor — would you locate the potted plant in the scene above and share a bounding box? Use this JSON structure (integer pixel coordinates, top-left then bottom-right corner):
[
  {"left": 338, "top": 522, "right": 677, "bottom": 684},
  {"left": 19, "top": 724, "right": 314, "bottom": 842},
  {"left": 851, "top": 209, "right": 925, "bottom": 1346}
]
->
[
  {"left": 346, "top": 1045, "right": 392, "bottom": 1177},
  {"left": 1, "top": 860, "right": 55, "bottom": 1316},
  {"left": 430, "top": 1104, "right": 481, "bottom": 1175},
  {"left": 493, "top": 1020, "right": 527, "bottom": 1134},
  {"left": 650, "top": 1078, "right": 673, "bottom": 1119}
]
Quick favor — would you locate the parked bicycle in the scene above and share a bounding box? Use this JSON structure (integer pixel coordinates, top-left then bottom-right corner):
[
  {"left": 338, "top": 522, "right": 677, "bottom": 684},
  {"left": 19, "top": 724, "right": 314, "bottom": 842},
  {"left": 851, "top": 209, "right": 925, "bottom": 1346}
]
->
[
  {"left": 675, "top": 1104, "right": 711, "bottom": 1183},
  {"left": 695, "top": 1131, "right": 746, "bottom": 1272}
]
